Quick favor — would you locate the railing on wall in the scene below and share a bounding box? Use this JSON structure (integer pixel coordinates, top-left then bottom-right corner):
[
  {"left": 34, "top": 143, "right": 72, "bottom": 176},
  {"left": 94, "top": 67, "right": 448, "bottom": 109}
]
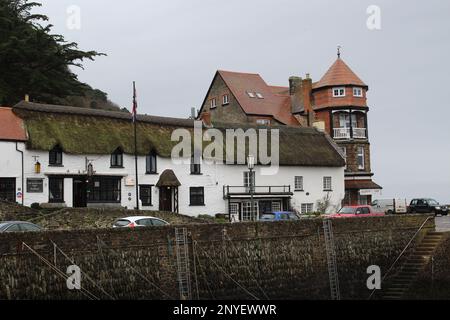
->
[
  {"left": 333, "top": 127, "right": 367, "bottom": 139},
  {"left": 223, "top": 185, "right": 292, "bottom": 198}
]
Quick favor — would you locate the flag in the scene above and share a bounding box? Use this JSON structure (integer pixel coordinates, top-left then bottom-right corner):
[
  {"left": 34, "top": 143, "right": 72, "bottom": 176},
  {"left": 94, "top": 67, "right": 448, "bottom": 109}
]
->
[{"left": 132, "top": 82, "right": 137, "bottom": 122}]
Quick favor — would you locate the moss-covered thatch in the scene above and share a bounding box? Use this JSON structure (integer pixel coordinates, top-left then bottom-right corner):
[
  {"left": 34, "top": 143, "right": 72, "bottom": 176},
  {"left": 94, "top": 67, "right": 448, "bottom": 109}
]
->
[{"left": 12, "top": 101, "right": 345, "bottom": 167}]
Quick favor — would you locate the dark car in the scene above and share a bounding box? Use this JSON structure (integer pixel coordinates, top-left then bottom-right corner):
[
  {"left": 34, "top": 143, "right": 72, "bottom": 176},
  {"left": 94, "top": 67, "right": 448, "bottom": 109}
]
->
[
  {"left": 260, "top": 211, "right": 299, "bottom": 222},
  {"left": 0, "top": 221, "right": 43, "bottom": 233},
  {"left": 408, "top": 199, "right": 448, "bottom": 216}
]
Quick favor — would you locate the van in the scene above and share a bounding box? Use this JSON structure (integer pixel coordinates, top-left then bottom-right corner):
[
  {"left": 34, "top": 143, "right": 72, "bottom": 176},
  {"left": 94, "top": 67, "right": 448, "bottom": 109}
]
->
[{"left": 372, "top": 199, "right": 408, "bottom": 214}]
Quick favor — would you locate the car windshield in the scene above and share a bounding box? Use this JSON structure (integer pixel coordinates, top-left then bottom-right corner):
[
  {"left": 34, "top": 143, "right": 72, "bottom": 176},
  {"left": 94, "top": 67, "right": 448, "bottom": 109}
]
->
[
  {"left": 427, "top": 199, "right": 439, "bottom": 205},
  {"left": 261, "top": 214, "right": 275, "bottom": 220},
  {"left": 338, "top": 207, "right": 356, "bottom": 214},
  {"left": 114, "top": 219, "right": 131, "bottom": 227}
]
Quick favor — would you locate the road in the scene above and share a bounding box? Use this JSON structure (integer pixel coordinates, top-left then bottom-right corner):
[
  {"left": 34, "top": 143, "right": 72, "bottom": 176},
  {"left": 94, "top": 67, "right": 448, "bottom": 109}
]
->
[{"left": 435, "top": 215, "right": 450, "bottom": 232}]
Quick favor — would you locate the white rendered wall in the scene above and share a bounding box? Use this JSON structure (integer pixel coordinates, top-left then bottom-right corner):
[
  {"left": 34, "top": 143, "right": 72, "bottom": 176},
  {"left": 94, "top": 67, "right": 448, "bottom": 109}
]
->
[{"left": 15, "top": 147, "right": 345, "bottom": 216}]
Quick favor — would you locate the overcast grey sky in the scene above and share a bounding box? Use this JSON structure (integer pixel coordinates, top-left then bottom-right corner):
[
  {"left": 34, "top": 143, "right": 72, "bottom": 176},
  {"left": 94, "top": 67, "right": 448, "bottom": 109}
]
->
[{"left": 37, "top": 0, "right": 450, "bottom": 202}]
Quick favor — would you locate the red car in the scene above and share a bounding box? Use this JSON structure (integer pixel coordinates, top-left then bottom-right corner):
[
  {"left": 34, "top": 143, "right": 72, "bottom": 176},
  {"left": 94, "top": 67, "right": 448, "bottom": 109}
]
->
[{"left": 327, "top": 205, "right": 385, "bottom": 218}]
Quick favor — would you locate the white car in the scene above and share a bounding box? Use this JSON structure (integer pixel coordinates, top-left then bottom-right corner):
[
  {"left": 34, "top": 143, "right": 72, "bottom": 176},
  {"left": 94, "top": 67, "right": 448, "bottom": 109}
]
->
[{"left": 113, "top": 216, "right": 169, "bottom": 228}]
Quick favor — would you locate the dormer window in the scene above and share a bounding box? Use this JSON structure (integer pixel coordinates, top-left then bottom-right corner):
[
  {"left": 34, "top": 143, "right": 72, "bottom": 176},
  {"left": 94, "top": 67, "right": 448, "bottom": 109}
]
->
[
  {"left": 222, "top": 94, "right": 229, "bottom": 105},
  {"left": 247, "top": 92, "right": 255, "bottom": 98},
  {"left": 333, "top": 87, "right": 346, "bottom": 97},
  {"left": 256, "top": 93, "right": 264, "bottom": 99},
  {"left": 49, "top": 145, "right": 63, "bottom": 166},
  {"left": 111, "top": 148, "right": 123, "bottom": 168},
  {"left": 353, "top": 87, "right": 363, "bottom": 97},
  {"left": 210, "top": 98, "right": 217, "bottom": 109}
]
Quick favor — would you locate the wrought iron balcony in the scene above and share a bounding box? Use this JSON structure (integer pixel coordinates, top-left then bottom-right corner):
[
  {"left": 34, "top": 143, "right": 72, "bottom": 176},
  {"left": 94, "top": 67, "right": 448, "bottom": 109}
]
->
[
  {"left": 223, "top": 185, "right": 293, "bottom": 198},
  {"left": 333, "top": 127, "right": 367, "bottom": 140}
]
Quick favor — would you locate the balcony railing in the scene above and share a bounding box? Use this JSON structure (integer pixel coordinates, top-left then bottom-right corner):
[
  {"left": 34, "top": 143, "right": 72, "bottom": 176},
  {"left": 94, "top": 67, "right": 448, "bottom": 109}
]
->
[
  {"left": 223, "top": 185, "right": 292, "bottom": 198},
  {"left": 333, "top": 127, "right": 367, "bottom": 139}
]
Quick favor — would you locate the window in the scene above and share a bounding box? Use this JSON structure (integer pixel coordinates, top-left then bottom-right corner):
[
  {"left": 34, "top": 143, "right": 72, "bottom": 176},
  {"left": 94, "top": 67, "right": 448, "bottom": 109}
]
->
[
  {"left": 339, "top": 113, "right": 357, "bottom": 128},
  {"left": 247, "top": 92, "right": 255, "bottom": 98},
  {"left": 295, "top": 176, "right": 304, "bottom": 191},
  {"left": 210, "top": 98, "right": 217, "bottom": 109},
  {"left": 49, "top": 177, "right": 64, "bottom": 203},
  {"left": 146, "top": 150, "right": 157, "bottom": 174},
  {"left": 242, "top": 201, "right": 258, "bottom": 221},
  {"left": 353, "top": 87, "right": 363, "bottom": 97},
  {"left": 222, "top": 94, "right": 229, "bottom": 105},
  {"left": 333, "top": 87, "right": 346, "bottom": 97},
  {"left": 152, "top": 219, "right": 168, "bottom": 226},
  {"left": 111, "top": 148, "right": 123, "bottom": 168},
  {"left": 272, "top": 201, "right": 282, "bottom": 212},
  {"left": 230, "top": 203, "right": 240, "bottom": 217},
  {"left": 190, "top": 187, "right": 205, "bottom": 206},
  {"left": 244, "top": 171, "right": 255, "bottom": 192},
  {"left": 256, "top": 119, "right": 270, "bottom": 126},
  {"left": 190, "top": 153, "right": 201, "bottom": 175},
  {"left": 49, "top": 145, "right": 63, "bottom": 166},
  {"left": 357, "top": 147, "right": 365, "bottom": 170},
  {"left": 301, "top": 203, "right": 314, "bottom": 214},
  {"left": 87, "top": 176, "right": 121, "bottom": 203},
  {"left": 140, "top": 185, "right": 152, "bottom": 206},
  {"left": 256, "top": 93, "right": 264, "bottom": 99},
  {"left": 323, "top": 177, "right": 332, "bottom": 191}
]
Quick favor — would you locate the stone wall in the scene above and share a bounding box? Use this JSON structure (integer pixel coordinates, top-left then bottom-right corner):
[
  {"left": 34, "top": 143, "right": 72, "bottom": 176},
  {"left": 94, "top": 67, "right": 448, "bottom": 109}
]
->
[{"left": 0, "top": 215, "right": 435, "bottom": 300}]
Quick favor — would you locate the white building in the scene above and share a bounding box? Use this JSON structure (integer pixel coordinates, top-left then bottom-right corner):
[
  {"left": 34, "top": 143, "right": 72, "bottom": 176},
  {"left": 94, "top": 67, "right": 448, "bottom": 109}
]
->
[{"left": 0, "top": 102, "right": 346, "bottom": 220}]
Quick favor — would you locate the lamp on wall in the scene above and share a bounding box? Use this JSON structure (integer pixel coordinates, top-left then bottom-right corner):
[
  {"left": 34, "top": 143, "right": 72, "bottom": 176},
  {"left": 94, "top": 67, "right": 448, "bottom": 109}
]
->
[{"left": 33, "top": 156, "right": 41, "bottom": 174}]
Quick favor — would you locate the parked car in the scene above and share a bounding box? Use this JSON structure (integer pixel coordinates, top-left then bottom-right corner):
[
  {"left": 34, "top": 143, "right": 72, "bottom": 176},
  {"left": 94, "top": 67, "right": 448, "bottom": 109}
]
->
[
  {"left": 327, "top": 206, "right": 385, "bottom": 218},
  {"left": 372, "top": 199, "right": 408, "bottom": 215},
  {"left": 0, "top": 221, "right": 43, "bottom": 233},
  {"left": 260, "top": 211, "right": 299, "bottom": 222},
  {"left": 113, "top": 216, "right": 169, "bottom": 228},
  {"left": 408, "top": 199, "right": 448, "bottom": 216}
]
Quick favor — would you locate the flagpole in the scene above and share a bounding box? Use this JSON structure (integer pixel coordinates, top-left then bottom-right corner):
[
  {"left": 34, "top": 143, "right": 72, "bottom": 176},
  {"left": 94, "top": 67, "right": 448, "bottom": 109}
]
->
[{"left": 133, "top": 81, "right": 140, "bottom": 211}]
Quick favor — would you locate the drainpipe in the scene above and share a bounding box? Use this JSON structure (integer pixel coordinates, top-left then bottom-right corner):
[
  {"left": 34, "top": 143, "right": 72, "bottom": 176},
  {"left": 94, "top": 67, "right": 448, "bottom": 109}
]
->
[{"left": 16, "top": 142, "right": 24, "bottom": 205}]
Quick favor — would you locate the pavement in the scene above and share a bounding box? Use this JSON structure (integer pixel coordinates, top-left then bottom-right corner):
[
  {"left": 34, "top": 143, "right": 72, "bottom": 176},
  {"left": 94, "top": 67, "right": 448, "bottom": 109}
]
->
[{"left": 435, "top": 215, "right": 450, "bottom": 232}]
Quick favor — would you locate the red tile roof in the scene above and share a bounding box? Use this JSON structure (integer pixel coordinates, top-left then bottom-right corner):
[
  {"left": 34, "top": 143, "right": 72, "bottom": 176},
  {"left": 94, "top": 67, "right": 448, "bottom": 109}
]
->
[
  {"left": 313, "top": 58, "right": 367, "bottom": 89},
  {"left": 0, "top": 107, "right": 27, "bottom": 141},
  {"left": 218, "top": 70, "right": 300, "bottom": 126}
]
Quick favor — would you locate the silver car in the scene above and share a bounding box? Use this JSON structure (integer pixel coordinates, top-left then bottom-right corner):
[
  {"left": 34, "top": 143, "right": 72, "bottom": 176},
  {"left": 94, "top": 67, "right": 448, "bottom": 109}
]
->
[
  {"left": 0, "top": 221, "right": 43, "bottom": 233},
  {"left": 113, "top": 216, "right": 169, "bottom": 228}
]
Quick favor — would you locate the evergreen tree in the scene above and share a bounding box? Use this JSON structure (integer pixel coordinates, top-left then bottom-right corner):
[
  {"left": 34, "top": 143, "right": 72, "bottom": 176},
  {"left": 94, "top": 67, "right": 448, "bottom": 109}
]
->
[{"left": 0, "top": 0, "right": 115, "bottom": 109}]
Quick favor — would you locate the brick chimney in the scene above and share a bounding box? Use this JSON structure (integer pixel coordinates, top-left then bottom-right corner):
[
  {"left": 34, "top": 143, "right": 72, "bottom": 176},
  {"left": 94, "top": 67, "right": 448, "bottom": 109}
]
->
[
  {"left": 302, "top": 74, "right": 313, "bottom": 113},
  {"left": 289, "top": 76, "right": 304, "bottom": 114}
]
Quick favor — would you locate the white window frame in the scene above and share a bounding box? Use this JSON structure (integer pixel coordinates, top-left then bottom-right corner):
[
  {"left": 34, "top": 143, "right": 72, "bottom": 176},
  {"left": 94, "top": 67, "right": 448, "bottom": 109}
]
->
[
  {"left": 333, "top": 87, "right": 346, "bottom": 97},
  {"left": 242, "top": 201, "right": 258, "bottom": 221},
  {"left": 247, "top": 92, "right": 255, "bottom": 98},
  {"left": 301, "top": 203, "right": 314, "bottom": 214},
  {"left": 295, "top": 176, "right": 304, "bottom": 191},
  {"left": 357, "top": 147, "right": 365, "bottom": 170},
  {"left": 256, "top": 93, "right": 264, "bottom": 99},
  {"left": 222, "top": 94, "right": 229, "bottom": 105},
  {"left": 323, "top": 177, "right": 332, "bottom": 191},
  {"left": 210, "top": 98, "right": 217, "bottom": 109},
  {"left": 353, "top": 87, "right": 363, "bottom": 97}
]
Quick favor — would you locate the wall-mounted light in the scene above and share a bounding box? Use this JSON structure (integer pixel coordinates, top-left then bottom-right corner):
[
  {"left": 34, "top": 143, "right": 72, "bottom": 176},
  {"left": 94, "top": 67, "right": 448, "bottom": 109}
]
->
[{"left": 33, "top": 156, "right": 41, "bottom": 174}]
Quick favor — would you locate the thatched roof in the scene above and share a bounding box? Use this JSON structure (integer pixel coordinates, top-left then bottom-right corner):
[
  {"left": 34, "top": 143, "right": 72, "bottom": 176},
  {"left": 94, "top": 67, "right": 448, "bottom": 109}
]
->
[
  {"left": 156, "top": 170, "right": 182, "bottom": 187},
  {"left": 12, "top": 101, "right": 345, "bottom": 167}
]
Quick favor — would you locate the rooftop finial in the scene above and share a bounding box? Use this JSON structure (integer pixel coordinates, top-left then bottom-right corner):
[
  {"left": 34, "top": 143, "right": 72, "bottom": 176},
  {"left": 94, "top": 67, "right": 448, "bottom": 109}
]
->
[{"left": 337, "top": 45, "right": 342, "bottom": 59}]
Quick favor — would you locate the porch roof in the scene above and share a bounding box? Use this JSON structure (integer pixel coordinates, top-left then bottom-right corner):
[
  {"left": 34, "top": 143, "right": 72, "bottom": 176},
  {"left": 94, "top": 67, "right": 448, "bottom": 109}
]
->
[{"left": 156, "top": 169, "right": 181, "bottom": 187}]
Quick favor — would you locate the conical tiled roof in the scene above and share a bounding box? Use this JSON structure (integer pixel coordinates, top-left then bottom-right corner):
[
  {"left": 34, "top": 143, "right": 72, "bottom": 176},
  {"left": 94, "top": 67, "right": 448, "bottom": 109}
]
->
[{"left": 314, "top": 58, "right": 367, "bottom": 89}]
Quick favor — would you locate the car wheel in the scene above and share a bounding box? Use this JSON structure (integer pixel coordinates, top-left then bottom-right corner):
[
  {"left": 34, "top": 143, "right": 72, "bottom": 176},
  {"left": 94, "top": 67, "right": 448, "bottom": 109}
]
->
[
  {"left": 410, "top": 209, "right": 416, "bottom": 214},
  {"left": 387, "top": 210, "right": 393, "bottom": 215}
]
